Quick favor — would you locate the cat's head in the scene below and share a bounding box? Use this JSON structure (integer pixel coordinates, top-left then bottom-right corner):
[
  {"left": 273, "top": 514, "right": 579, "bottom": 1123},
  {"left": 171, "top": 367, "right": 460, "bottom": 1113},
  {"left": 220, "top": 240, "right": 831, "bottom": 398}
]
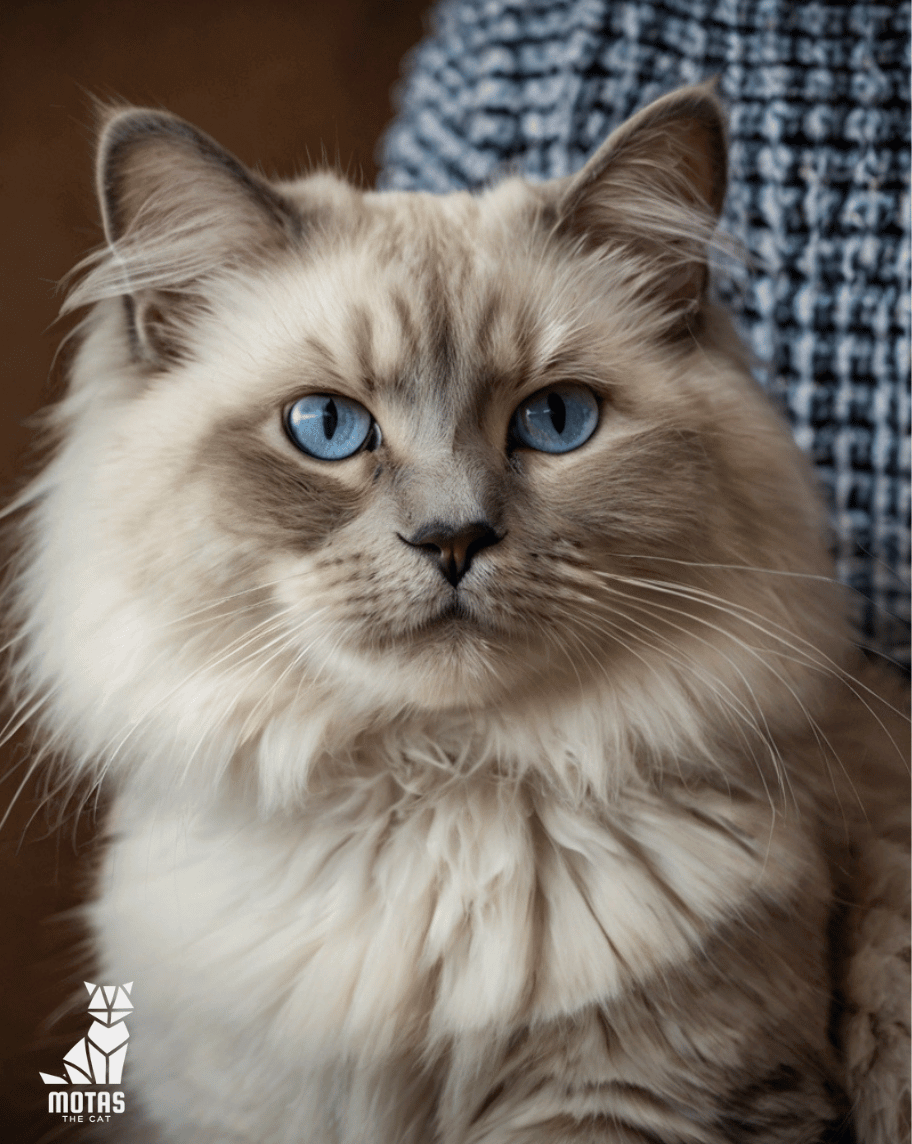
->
[
  {"left": 85, "top": 981, "right": 133, "bottom": 1026},
  {"left": 10, "top": 85, "right": 844, "bottom": 805}
]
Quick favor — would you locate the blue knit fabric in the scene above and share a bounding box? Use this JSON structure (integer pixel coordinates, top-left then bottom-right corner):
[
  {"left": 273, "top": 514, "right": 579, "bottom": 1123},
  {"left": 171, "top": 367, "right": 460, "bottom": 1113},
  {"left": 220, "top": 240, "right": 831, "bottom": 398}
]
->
[{"left": 379, "top": 0, "right": 911, "bottom": 669}]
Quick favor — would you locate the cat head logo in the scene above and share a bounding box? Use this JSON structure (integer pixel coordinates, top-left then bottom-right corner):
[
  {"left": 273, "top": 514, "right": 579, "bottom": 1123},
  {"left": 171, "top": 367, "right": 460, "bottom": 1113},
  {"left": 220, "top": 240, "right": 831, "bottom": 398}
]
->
[{"left": 40, "top": 982, "right": 133, "bottom": 1086}]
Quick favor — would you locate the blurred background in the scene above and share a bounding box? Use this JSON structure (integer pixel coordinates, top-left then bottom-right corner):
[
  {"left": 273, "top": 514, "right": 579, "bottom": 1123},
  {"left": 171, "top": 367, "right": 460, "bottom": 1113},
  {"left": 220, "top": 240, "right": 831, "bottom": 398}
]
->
[{"left": 0, "top": 1, "right": 427, "bottom": 1136}]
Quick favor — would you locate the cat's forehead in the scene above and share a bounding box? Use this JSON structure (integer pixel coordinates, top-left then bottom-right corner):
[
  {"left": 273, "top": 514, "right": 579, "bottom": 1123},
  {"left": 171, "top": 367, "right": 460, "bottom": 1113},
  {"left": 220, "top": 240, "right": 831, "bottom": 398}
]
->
[
  {"left": 235, "top": 178, "right": 590, "bottom": 414},
  {"left": 365, "top": 180, "right": 543, "bottom": 265}
]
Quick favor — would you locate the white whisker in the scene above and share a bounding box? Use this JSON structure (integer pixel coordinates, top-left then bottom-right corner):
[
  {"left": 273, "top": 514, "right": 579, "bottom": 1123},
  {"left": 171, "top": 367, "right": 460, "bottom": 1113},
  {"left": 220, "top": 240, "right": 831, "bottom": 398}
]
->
[{"left": 590, "top": 569, "right": 908, "bottom": 777}]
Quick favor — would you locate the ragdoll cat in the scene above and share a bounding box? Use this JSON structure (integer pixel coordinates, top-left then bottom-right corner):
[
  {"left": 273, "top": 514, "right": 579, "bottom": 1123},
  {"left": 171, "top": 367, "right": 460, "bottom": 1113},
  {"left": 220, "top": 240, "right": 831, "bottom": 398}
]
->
[{"left": 6, "top": 84, "right": 909, "bottom": 1143}]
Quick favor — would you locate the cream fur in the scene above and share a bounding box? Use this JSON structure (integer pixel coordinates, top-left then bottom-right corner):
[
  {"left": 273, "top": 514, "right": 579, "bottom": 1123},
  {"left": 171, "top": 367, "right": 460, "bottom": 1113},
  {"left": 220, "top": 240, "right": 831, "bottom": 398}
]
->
[{"left": 6, "top": 86, "right": 909, "bottom": 1143}]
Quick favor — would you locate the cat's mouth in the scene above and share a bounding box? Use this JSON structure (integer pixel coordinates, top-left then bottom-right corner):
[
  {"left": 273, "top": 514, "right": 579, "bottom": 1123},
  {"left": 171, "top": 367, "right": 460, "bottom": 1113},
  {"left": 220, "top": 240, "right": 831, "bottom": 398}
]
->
[
  {"left": 435, "top": 598, "right": 471, "bottom": 623},
  {"left": 410, "top": 593, "right": 495, "bottom": 637}
]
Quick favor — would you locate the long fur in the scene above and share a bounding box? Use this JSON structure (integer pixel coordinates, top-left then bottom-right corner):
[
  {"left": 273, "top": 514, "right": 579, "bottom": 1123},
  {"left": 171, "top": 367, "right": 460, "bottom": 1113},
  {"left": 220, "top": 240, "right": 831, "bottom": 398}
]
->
[{"left": 5, "top": 85, "right": 909, "bottom": 1143}]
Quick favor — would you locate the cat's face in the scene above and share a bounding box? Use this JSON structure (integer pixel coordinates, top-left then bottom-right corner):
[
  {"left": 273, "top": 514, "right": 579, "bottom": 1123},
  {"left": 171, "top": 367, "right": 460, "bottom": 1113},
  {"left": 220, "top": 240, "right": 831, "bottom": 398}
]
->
[
  {"left": 14, "top": 87, "right": 841, "bottom": 799},
  {"left": 111, "top": 184, "right": 730, "bottom": 712}
]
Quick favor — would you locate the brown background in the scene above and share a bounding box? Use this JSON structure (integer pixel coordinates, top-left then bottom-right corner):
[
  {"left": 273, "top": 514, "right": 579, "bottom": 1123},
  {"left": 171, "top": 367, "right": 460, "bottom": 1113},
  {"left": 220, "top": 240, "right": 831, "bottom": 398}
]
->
[{"left": 0, "top": 1, "right": 428, "bottom": 1138}]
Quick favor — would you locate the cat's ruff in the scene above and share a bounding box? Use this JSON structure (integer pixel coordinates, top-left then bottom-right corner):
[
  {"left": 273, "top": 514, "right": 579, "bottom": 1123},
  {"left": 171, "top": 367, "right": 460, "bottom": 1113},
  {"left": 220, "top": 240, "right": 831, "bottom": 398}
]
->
[{"left": 6, "top": 84, "right": 909, "bottom": 1143}]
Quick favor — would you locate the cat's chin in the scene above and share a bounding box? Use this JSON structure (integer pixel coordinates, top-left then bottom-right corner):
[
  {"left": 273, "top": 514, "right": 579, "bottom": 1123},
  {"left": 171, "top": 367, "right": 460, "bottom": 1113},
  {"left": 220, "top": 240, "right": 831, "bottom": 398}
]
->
[
  {"left": 351, "top": 594, "right": 586, "bottom": 713},
  {"left": 388, "top": 604, "right": 529, "bottom": 706},
  {"left": 376, "top": 631, "right": 552, "bottom": 714},
  {"left": 383, "top": 645, "right": 509, "bottom": 711}
]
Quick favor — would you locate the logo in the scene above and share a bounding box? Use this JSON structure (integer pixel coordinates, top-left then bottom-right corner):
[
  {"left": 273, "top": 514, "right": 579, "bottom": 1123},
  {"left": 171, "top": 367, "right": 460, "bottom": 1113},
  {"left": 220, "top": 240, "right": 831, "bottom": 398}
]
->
[
  {"left": 41, "top": 981, "right": 133, "bottom": 1085},
  {"left": 40, "top": 982, "right": 131, "bottom": 1123}
]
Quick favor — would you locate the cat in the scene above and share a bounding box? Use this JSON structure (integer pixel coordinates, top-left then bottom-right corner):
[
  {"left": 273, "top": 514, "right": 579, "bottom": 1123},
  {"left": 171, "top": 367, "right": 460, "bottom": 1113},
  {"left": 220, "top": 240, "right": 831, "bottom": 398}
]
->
[
  {"left": 39, "top": 982, "right": 133, "bottom": 1086},
  {"left": 5, "top": 82, "right": 909, "bottom": 1143}
]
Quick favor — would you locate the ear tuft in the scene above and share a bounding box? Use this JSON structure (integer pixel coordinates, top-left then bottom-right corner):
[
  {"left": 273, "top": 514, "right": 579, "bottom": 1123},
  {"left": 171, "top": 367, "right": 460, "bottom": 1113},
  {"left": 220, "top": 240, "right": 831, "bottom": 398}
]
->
[
  {"left": 96, "top": 108, "right": 298, "bottom": 248},
  {"left": 88, "top": 107, "right": 301, "bottom": 365},
  {"left": 555, "top": 82, "right": 729, "bottom": 332}
]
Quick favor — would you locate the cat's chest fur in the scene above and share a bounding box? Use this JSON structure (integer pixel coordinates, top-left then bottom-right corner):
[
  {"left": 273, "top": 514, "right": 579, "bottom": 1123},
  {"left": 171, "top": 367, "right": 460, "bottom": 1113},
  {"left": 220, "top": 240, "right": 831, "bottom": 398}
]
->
[{"left": 96, "top": 753, "right": 820, "bottom": 1065}]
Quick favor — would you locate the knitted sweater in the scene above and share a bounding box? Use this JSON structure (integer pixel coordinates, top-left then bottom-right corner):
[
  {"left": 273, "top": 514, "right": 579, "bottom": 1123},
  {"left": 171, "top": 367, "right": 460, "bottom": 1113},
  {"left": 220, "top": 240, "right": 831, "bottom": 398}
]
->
[{"left": 379, "top": 0, "right": 911, "bottom": 668}]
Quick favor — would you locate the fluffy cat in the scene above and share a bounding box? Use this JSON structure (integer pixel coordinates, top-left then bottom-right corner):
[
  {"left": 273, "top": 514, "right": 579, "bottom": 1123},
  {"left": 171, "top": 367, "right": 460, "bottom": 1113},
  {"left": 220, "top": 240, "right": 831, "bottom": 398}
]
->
[{"left": 5, "top": 84, "right": 909, "bottom": 1143}]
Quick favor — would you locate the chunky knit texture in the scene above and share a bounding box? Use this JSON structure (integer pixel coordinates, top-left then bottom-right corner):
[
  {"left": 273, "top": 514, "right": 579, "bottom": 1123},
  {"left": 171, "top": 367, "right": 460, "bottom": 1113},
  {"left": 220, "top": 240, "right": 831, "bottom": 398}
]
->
[{"left": 379, "top": 0, "right": 910, "bottom": 667}]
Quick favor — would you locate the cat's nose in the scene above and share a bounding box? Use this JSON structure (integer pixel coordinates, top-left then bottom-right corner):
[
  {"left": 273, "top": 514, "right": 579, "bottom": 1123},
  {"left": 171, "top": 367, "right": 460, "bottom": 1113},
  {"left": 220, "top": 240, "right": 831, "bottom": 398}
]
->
[{"left": 401, "top": 521, "right": 503, "bottom": 587}]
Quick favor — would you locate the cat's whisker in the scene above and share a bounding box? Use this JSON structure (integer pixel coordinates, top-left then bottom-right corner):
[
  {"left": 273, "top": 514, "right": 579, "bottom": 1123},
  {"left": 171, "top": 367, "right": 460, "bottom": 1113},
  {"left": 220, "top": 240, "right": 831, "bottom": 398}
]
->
[
  {"left": 612, "top": 606, "right": 798, "bottom": 812},
  {"left": 594, "top": 569, "right": 857, "bottom": 680},
  {"left": 0, "top": 740, "right": 55, "bottom": 837},
  {"left": 581, "top": 563, "right": 898, "bottom": 725},
  {"left": 11, "top": 752, "right": 95, "bottom": 847},
  {"left": 547, "top": 593, "right": 786, "bottom": 806},
  {"left": 290, "top": 620, "right": 359, "bottom": 699},
  {"left": 590, "top": 569, "right": 908, "bottom": 776},
  {"left": 584, "top": 577, "right": 863, "bottom": 816},
  {"left": 542, "top": 574, "right": 772, "bottom": 738},
  {"left": 552, "top": 578, "right": 793, "bottom": 788},
  {"left": 609, "top": 552, "right": 912, "bottom": 622},
  {"left": 0, "top": 688, "right": 53, "bottom": 758},
  {"left": 610, "top": 552, "right": 852, "bottom": 585},
  {"left": 141, "top": 570, "right": 319, "bottom": 635},
  {"left": 176, "top": 607, "right": 344, "bottom": 780},
  {"left": 232, "top": 624, "right": 337, "bottom": 747},
  {"left": 584, "top": 607, "right": 777, "bottom": 772},
  {"left": 97, "top": 608, "right": 310, "bottom": 771}
]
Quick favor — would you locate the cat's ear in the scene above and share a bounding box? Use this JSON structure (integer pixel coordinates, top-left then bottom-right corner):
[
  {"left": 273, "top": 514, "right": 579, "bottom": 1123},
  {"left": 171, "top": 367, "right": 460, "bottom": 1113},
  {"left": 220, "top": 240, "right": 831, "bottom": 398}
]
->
[
  {"left": 554, "top": 82, "right": 727, "bottom": 330},
  {"left": 95, "top": 107, "right": 300, "bottom": 364}
]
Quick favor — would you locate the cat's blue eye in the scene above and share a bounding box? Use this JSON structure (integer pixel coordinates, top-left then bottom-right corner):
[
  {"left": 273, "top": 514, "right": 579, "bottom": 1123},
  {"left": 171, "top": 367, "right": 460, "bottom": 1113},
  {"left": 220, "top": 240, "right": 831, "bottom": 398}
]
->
[
  {"left": 511, "top": 384, "right": 599, "bottom": 454},
  {"left": 286, "top": 394, "right": 375, "bottom": 460}
]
